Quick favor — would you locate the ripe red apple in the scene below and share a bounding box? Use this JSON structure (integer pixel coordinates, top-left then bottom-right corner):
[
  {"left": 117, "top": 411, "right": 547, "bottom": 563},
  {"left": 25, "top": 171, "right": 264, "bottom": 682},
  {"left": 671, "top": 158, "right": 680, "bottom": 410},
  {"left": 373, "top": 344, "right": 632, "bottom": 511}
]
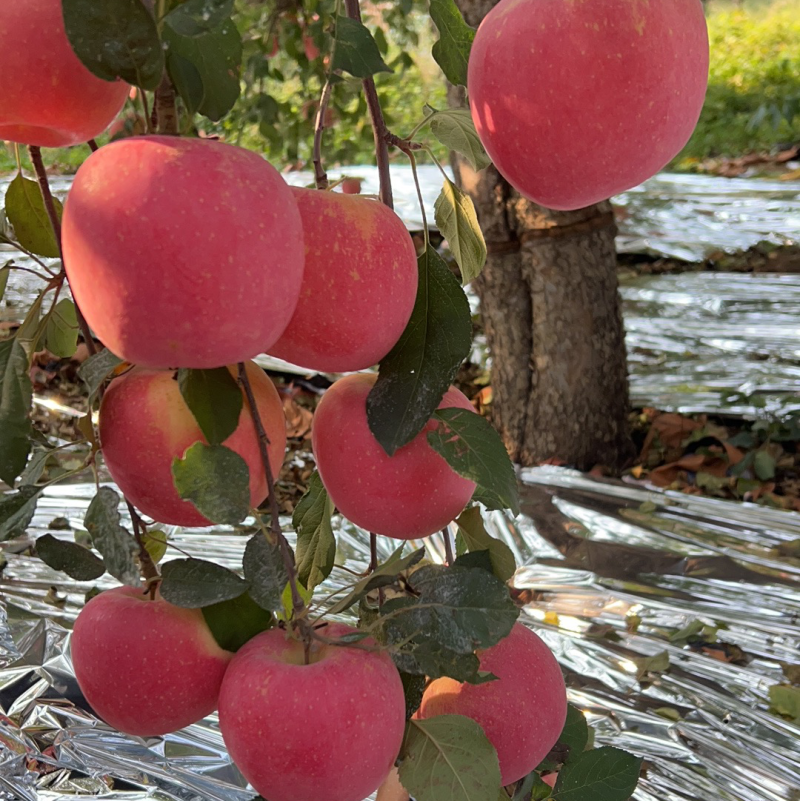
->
[
  {"left": 415, "top": 623, "right": 567, "bottom": 785},
  {"left": 468, "top": 0, "right": 709, "bottom": 210},
  {"left": 312, "top": 373, "right": 476, "bottom": 539},
  {"left": 0, "top": 0, "right": 129, "bottom": 148},
  {"left": 62, "top": 136, "right": 305, "bottom": 369},
  {"left": 218, "top": 622, "right": 406, "bottom": 801},
  {"left": 71, "top": 585, "right": 233, "bottom": 736},
  {"left": 267, "top": 189, "right": 418, "bottom": 372},
  {"left": 99, "top": 361, "right": 286, "bottom": 527}
]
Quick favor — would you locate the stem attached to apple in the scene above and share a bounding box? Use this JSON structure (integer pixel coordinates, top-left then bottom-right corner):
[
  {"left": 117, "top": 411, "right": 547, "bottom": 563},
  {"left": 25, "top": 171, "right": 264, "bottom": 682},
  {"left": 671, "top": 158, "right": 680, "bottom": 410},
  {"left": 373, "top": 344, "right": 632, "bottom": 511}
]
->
[{"left": 126, "top": 499, "right": 160, "bottom": 593}]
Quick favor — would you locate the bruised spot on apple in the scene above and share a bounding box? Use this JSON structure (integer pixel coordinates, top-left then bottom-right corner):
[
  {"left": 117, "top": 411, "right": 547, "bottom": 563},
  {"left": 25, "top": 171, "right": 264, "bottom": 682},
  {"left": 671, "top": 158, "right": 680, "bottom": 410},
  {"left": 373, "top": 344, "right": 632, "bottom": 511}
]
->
[
  {"left": 416, "top": 623, "right": 568, "bottom": 785},
  {"left": 99, "top": 361, "right": 286, "bottom": 527},
  {"left": 71, "top": 585, "right": 233, "bottom": 737},
  {"left": 0, "top": 0, "right": 129, "bottom": 148},
  {"left": 268, "top": 188, "right": 418, "bottom": 373},
  {"left": 468, "top": 0, "right": 709, "bottom": 210},
  {"left": 219, "top": 622, "right": 406, "bottom": 801},
  {"left": 312, "top": 373, "right": 476, "bottom": 539},
  {"left": 62, "top": 136, "right": 305, "bottom": 369}
]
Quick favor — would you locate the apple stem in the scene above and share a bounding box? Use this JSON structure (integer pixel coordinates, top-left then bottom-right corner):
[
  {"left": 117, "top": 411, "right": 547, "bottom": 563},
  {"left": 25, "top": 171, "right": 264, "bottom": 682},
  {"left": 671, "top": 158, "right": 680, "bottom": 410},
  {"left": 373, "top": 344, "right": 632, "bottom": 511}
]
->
[
  {"left": 153, "top": 72, "right": 179, "bottom": 136},
  {"left": 87, "top": 139, "right": 99, "bottom": 153},
  {"left": 442, "top": 527, "right": 454, "bottom": 566},
  {"left": 312, "top": 77, "right": 334, "bottom": 190},
  {"left": 28, "top": 145, "right": 97, "bottom": 357},
  {"left": 126, "top": 500, "right": 160, "bottom": 593}
]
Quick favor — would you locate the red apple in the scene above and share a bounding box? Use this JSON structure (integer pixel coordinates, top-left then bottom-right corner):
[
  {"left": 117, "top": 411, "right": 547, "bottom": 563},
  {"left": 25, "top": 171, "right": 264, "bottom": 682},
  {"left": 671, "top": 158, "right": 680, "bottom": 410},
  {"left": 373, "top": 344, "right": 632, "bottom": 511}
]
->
[
  {"left": 218, "top": 622, "right": 406, "bottom": 801},
  {"left": 267, "top": 189, "right": 418, "bottom": 372},
  {"left": 71, "top": 585, "right": 233, "bottom": 736},
  {"left": 99, "top": 361, "right": 286, "bottom": 527},
  {"left": 415, "top": 623, "right": 567, "bottom": 785},
  {"left": 312, "top": 373, "right": 476, "bottom": 539},
  {"left": 340, "top": 178, "right": 363, "bottom": 195},
  {"left": 62, "top": 136, "right": 305, "bottom": 369},
  {"left": 468, "top": 0, "right": 709, "bottom": 210},
  {"left": 0, "top": 0, "right": 129, "bottom": 148}
]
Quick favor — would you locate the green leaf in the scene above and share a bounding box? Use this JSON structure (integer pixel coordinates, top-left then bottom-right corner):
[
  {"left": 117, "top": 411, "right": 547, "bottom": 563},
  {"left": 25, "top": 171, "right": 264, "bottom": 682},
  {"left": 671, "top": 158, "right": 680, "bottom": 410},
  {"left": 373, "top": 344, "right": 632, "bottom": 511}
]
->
[
  {"left": 164, "top": 18, "right": 242, "bottom": 121},
  {"left": 163, "top": 0, "right": 233, "bottom": 36},
  {"left": 77, "top": 348, "right": 124, "bottom": 400},
  {"left": 62, "top": 0, "right": 164, "bottom": 89},
  {"left": 455, "top": 506, "right": 516, "bottom": 582},
  {"left": 552, "top": 747, "right": 641, "bottom": 801},
  {"left": 202, "top": 591, "right": 273, "bottom": 652},
  {"left": 428, "top": 408, "right": 519, "bottom": 515},
  {"left": 557, "top": 705, "right": 590, "bottom": 763},
  {"left": 19, "top": 446, "right": 53, "bottom": 486},
  {"left": 142, "top": 528, "right": 168, "bottom": 564},
  {"left": 0, "top": 486, "right": 42, "bottom": 542},
  {"left": 242, "top": 533, "right": 289, "bottom": 613},
  {"left": 331, "top": 16, "right": 392, "bottom": 79},
  {"left": 434, "top": 179, "right": 486, "bottom": 285},
  {"left": 4, "top": 173, "right": 62, "bottom": 258},
  {"left": 293, "top": 471, "right": 336, "bottom": 591},
  {"left": 44, "top": 299, "right": 79, "bottom": 358},
  {"left": 171, "top": 443, "right": 251, "bottom": 525},
  {"left": 429, "top": 0, "right": 475, "bottom": 87},
  {"left": 769, "top": 685, "right": 800, "bottom": 721},
  {"left": 429, "top": 108, "right": 492, "bottom": 172},
  {"left": 0, "top": 264, "right": 10, "bottom": 302},
  {"left": 399, "top": 715, "right": 501, "bottom": 801},
  {"left": 160, "top": 557, "right": 248, "bottom": 607},
  {"left": 367, "top": 244, "right": 472, "bottom": 456},
  {"left": 177, "top": 367, "right": 242, "bottom": 446},
  {"left": 632, "top": 650, "right": 670, "bottom": 681},
  {"left": 35, "top": 534, "right": 105, "bottom": 581},
  {"left": 529, "top": 774, "right": 556, "bottom": 801},
  {"left": 754, "top": 449, "right": 776, "bottom": 481},
  {"left": 84, "top": 487, "right": 140, "bottom": 586},
  {"left": 14, "top": 289, "right": 47, "bottom": 354},
  {"left": 0, "top": 338, "right": 33, "bottom": 485}
]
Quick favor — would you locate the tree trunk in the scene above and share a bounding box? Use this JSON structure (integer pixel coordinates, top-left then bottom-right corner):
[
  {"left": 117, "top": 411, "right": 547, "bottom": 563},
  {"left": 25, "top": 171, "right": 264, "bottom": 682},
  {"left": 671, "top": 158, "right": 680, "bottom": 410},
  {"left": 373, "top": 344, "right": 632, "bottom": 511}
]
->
[{"left": 451, "top": 0, "right": 634, "bottom": 471}]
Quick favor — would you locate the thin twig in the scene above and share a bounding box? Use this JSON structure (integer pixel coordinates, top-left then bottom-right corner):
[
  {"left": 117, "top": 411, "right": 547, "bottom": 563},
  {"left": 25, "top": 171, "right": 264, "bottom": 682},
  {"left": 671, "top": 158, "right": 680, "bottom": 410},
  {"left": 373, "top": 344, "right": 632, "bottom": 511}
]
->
[
  {"left": 442, "top": 527, "right": 454, "bottom": 566},
  {"left": 369, "top": 532, "right": 379, "bottom": 572},
  {"left": 312, "top": 78, "right": 334, "bottom": 189},
  {"left": 87, "top": 139, "right": 99, "bottom": 153},
  {"left": 126, "top": 500, "right": 160, "bottom": 593}
]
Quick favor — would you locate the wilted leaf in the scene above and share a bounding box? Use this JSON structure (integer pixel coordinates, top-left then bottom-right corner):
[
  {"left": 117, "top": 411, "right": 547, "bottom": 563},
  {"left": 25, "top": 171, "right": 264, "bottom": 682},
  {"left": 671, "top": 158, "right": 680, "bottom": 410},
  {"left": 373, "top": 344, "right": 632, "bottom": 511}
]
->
[
  {"left": 177, "top": 367, "right": 242, "bottom": 445},
  {"left": 434, "top": 179, "right": 486, "bottom": 285},
  {"left": 35, "top": 534, "right": 105, "bottom": 581},
  {"left": 84, "top": 487, "right": 140, "bottom": 586},
  {"left": 4, "top": 173, "right": 62, "bottom": 258},
  {"left": 160, "top": 557, "right": 248, "bottom": 607},
  {"left": 769, "top": 684, "right": 800, "bottom": 721},
  {"left": 633, "top": 650, "right": 670, "bottom": 681},
  {"left": 331, "top": 16, "right": 392, "bottom": 78},
  {"left": 293, "top": 472, "right": 336, "bottom": 591}
]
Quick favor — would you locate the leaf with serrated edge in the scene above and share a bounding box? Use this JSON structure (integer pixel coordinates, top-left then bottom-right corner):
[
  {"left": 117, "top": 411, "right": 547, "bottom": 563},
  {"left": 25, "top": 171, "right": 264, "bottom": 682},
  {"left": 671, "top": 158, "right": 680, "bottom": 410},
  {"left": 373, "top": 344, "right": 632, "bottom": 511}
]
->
[
  {"left": 243, "top": 533, "right": 289, "bottom": 612},
  {"left": 293, "top": 471, "right": 336, "bottom": 590},
  {"left": 455, "top": 506, "right": 516, "bottom": 581},
  {"left": 399, "top": 715, "right": 501, "bottom": 801},
  {"left": 177, "top": 367, "right": 242, "bottom": 446},
  {"left": 367, "top": 244, "right": 471, "bottom": 456},
  {"left": 4, "top": 174, "right": 62, "bottom": 258},
  {"left": 331, "top": 16, "right": 392, "bottom": 78},
  {"left": 160, "top": 557, "right": 247, "bottom": 608},
  {"left": 552, "top": 746, "right": 641, "bottom": 801},
  {"left": 429, "top": 109, "right": 491, "bottom": 171},
  {"left": 429, "top": 0, "right": 475, "bottom": 87},
  {"left": 0, "top": 338, "right": 33, "bottom": 485},
  {"left": 84, "top": 487, "right": 139, "bottom": 586},
  {"left": 35, "top": 534, "right": 105, "bottom": 581},
  {"left": 429, "top": 408, "right": 519, "bottom": 515},
  {"left": 434, "top": 180, "right": 486, "bottom": 285}
]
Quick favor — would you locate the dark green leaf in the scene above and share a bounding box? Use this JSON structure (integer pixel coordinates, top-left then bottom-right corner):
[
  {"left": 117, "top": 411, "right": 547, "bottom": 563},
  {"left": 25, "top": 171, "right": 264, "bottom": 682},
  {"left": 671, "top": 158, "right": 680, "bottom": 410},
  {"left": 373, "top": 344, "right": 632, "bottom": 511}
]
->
[
  {"left": 243, "top": 532, "right": 289, "bottom": 612},
  {"left": 754, "top": 449, "right": 776, "bottom": 481},
  {"left": 453, "top": 548, "right": 494, "bottom": 574},
  {"left": 4, "top": 173, "right": 62, "bottom": 258},
  {"left": 84, "top": 487, "right": 140, "bottom": 586},
  {"left": 44, "top": 299, "right": 79, "bottom": 359},
  {"left": 430, "top": 0, "right": 475, "bottom": 87},
  {"left": 0, "top": 338, "right": 33, "bottom": 485},
  {"left": 0, "top": 265, "right": 9, "bottom": 302},
  {"left": 429, "top": 108, "right": 492, "bottom": 172},
  {"left": 163, "top": 0, "right": 233, "bottom": 36},
  {"left": 160, "top": 557, "right": 248, "bottom": 607},
  {"left": 331, "top": 16, "right": 392, "bottom": 79},
  {"left": 164, "top": 18, "right": 242, "bottom": 121},
  {"left": 0, "top": 486, "right": 42, "bottom": 542},
  {"left": 177, "top": 367, "right": 242, "bottom": 445},
  {"left": 202, "top": 591, "right": 273, "bottom": 652},
  {"left": 399, "top": 715, "right": 501, "bottom": 801},
  {"left": 552, "top": 747, "right": 641, "bottom": 801},
  {"left": 35, "top": 534, "right": 105, "bottom": 581},
  {"left": 171, "top": 443, "right": 250, "bottom": 525},
  {"left": 401, "top": 671, "right": 427, "bottom": 720},
  {"left": 455, "top": 506, "right": 516, "bottom": 581},
  {"left": 77, "top": 348, "right": 123, "bottom": 399},
  {"left": 557, "top": 705, "right": 590, "bottom": 763},
  {"left": 293, "top": 471, "right": 336, "bottom": 591},
  {"left": 62, "top": 0, "right": 164, "bottom": 89},
  {"left": 367, "top": 245, "right": 471, "bottom": 456},
  {"left": 434, "top": 179, "right": 486, "bottom": 285},
  {"left": 429, "top": 409, "right": 518, "bottom": 515},
  {"left": 19, "top": 446, "right": 53, "bottom": 486}
]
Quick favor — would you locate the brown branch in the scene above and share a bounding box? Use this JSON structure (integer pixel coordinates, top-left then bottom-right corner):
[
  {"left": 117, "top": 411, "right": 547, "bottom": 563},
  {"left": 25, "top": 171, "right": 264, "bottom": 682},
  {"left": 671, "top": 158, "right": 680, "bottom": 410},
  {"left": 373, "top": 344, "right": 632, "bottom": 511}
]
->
[
  {"left": 126, "top": 500, "right": 160, "bottom": 594},
  {"left": 313, "top": 78, "right": 334, "bottom": 190}
]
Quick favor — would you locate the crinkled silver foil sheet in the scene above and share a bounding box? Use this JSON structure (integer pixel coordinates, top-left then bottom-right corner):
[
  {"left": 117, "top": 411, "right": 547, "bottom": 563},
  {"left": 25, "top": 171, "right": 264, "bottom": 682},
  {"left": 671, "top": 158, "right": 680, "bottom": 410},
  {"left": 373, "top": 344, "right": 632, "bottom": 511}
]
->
[{"left": 2, "top": 467, "right": 799, "bottom": 800}]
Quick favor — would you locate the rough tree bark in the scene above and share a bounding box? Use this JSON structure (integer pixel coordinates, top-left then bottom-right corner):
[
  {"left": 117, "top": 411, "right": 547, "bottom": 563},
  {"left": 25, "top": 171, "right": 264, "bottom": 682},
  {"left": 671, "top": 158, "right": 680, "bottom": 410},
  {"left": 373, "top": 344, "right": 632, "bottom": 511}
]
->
[{"left": 452, "top": 0, "right": 634, "bottom": 472}]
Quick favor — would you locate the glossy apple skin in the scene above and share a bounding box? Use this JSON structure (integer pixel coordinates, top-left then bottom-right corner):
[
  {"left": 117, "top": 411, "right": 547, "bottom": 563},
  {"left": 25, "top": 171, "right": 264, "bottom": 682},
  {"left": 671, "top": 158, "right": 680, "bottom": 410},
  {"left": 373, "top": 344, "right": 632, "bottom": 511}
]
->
[
  {"left": 218, "top": 622, "right": 406, "bottom": 801},
  {"left": 71, "top": 585, "right": 233, "bottom": 736},
  {"left": 468, "top": 0, "right": 709, "bottom": 210},
  {"left": 0, "top": 0, "right": 129, "bottom": 147},
  {"left": 99, "top": 361, "right": 286, "bottom": 526},
  {"left": 416, "top": 623, "right": 567, "bottom": 785},
  {"left": 62, "top": 136, "right": 305, "bottom": 368},
  {"left": 268, "top": 188, "right": 418, "bottom": 372},
  {"left": 312, "top": 373, "right": 476, "bottom": 539}
]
